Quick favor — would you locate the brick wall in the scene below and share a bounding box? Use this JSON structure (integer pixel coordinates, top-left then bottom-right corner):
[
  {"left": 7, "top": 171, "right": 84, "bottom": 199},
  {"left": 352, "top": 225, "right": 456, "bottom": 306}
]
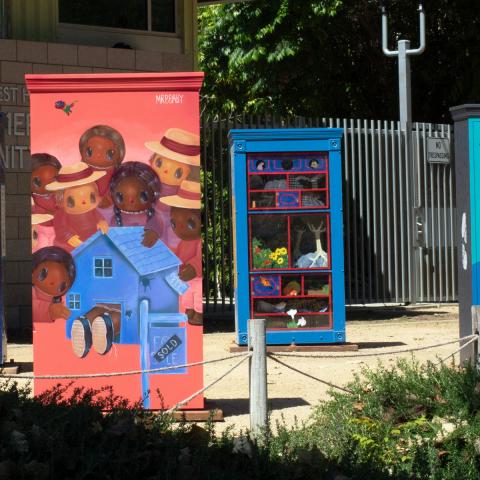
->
[{"left": 0, "top": 39, "right": 193, "bottom": 333}]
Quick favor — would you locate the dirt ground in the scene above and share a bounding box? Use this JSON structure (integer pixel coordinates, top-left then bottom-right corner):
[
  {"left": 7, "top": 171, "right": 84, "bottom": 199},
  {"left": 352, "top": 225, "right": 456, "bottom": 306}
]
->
[{"left": 5, "top": 304, "right": 462, "bottom": 433}]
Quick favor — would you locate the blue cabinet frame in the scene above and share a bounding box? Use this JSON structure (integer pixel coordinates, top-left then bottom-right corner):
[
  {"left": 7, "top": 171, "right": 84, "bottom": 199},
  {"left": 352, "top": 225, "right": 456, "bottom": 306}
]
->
[{"left": 229, "top": 128, "right": 345, "bottom": 345}]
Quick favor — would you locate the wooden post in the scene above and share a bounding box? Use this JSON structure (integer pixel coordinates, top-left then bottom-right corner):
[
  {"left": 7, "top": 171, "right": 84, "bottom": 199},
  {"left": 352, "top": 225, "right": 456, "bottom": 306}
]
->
[
  {"left": 472, "top": 306, "right": 480, "bottom": 369},
  {"left": 249, "top": 318, "right": 267, "bottom": 436}
]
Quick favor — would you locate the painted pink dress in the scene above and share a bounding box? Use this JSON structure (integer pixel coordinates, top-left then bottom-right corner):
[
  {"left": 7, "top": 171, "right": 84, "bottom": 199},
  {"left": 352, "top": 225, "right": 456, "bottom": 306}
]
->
[
  {"left": 94, "top": 167, "right": 115, "bottom": 197},
  {"left": 176, "top": 238, "right": 202, "bottom": 313},
  {"left": 109, "top": 207, "right": 164, "bottom": 238},
  {"left": 32, "top": 224, "right": 56, "bottom": 252},
  {"left": 32, "top": 288, "right": 65, "bottom": 323},
  {"left": 53, "top": 208, "right": 106, "bottom": 252},
  {"left": 156, "top": 184, "right": 181, "bottom": 249}
]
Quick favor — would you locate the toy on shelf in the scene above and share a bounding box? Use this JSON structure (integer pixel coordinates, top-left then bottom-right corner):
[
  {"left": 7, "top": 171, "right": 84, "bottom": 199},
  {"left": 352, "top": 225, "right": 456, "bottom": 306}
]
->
[{"left": 229, "top": 129, "right": 345, "bottom": 345}]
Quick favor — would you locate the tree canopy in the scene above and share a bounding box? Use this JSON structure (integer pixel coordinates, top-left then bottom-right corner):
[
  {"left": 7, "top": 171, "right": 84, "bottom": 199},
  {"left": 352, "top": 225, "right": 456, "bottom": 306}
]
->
[{"left": 198, "top": 0, "right": 480, "bottom": 123}]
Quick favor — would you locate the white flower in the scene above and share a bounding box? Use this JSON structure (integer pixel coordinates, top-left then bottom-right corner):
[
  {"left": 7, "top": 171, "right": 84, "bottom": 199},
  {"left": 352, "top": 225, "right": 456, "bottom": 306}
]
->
[
  {"left": 287, "top": 309, "right": 297, "bottom": 319},
  {"left": 297, "top": 317, "right": 307, "bottom": 327}
]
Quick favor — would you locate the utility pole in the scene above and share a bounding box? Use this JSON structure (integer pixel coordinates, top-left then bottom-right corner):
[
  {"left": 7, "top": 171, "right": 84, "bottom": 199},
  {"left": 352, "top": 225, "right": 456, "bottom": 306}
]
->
[
  {"left": 249, "top": 318, "right": 267, "bottom": 437},
  {"left": 381, "top": 1, "right": 426, "bottom": 304}
]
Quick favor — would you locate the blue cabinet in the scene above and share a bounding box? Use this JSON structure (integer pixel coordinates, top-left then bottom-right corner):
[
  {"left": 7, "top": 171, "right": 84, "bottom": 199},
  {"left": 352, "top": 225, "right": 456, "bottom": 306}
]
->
[{"left": 229, "top": 129, "right": 346, "bottom": 345}]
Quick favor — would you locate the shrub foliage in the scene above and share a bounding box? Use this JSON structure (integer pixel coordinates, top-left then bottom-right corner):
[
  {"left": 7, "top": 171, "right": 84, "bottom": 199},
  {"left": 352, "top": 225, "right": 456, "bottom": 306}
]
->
[{"left": 3, "top": 359, "right": 480, "bottom": 479}]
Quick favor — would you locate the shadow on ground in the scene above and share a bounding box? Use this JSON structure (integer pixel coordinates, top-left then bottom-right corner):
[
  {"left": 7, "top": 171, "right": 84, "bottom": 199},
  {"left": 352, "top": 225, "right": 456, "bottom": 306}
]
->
[
  {"left": 347, "top": 307, "right": 453, "bottom": 321},
  {"left": 357, "top": 341, "right": 406, "bottom": 349},
  {"left": 5, "top": 361, "right": 33, "bottom": 373},
  {"left": 212, "top": 397, "right": 310, "bottom": 417}
]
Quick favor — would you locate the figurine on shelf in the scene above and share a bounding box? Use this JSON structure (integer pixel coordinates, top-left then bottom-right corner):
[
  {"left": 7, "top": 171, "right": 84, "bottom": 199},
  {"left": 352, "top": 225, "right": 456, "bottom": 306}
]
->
[
  {"left": 249, "top": 175, "right": 265, "bottom": 190},
  {"left": 264, "top": 178, "right": 287, "bottom": 190},
  {"left": 255, "top": 300, "right": 287, "bottom": 313},
  {"left": 282, "top": 280, "right": 301, "bottom": 296},
  {"left": 295, "top": 218, "right": 328, "bottom": 268},
  {"left": 255, "top": 160, "right": 266, "bottom": 171},
  {"left": 302, "top": 194, "right": 325, "bottom": 207}
]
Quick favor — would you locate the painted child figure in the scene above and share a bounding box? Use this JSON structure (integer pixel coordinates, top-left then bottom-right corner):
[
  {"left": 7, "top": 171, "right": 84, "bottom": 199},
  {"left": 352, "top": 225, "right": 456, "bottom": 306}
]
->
[
  {"left": 110, "top": 162, "right": 163, "bottom": 247},
  {"left": 145, "top": 128, "right": 200, "bottom": 248},
  {"left": 46, "top": 163, "right": 109, "bottom": 252},
  {"left": 31, "top": 153, "right": 61, "bottom": 220},
  {"left": 79, "top": 125, "right": 126, "bottom": 208},
  {"left": 32, "top": 207, "right": 54, "bottom": 252},
  {"left": 160, "top": 180, "right": 202, "bottom": 326},
  {"left": 32, "top": 246, "right": 76, "bottom": 323}
]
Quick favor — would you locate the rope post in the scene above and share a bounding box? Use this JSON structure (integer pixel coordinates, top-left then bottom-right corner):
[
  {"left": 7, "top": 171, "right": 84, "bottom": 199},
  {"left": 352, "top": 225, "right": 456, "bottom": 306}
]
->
[
  {"left": 249, "top": 318, "right": 267, "bottom": 437},
  {"left": 472, "top": 306, "right": 480, "bottom": 369}
]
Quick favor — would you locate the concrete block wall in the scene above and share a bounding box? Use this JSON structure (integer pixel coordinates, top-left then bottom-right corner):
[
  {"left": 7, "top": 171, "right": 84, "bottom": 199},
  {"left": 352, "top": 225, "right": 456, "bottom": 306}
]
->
[{"left": 0, "top": 39, "right": 193, "bottom": 333}]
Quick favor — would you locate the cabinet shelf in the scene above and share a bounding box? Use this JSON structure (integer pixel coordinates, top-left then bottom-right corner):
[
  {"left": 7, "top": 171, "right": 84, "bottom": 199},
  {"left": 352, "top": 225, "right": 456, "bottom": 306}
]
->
[
  {"left": 253, "top": 294, "right": 330, "bottom": 299},
  {"left": 253, "top": 312, "right": 330, "bottom": 317}
]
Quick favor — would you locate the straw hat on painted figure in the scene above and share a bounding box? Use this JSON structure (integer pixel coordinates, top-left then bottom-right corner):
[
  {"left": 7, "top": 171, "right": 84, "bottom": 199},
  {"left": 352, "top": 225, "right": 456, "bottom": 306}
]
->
[
  {"left": 145, "top": 128, "right": 200, "bottom": 166},
  {"left": 45, "top": 162, "right": 106, "bottom": 191},
  {"left": 32, "top": 213, "right": 53, "bottom": 225},
  {"left": 31, "top": 198, "right": 53, "bottom": 225},
  {"left": 160, "top": 180, "right": 201, "bottom": 210}
]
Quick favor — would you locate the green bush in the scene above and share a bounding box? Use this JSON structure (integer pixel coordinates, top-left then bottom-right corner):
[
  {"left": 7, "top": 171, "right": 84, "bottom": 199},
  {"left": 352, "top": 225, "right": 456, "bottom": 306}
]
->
[
  {"left": 306, "top": 359, "right": 480, "bottom": 479},
  {"left": 0, "top": 381, "right": 343, "bottom": 480},
  {"left": 4, "top": 359, "right": 480, "bottom": 479}
]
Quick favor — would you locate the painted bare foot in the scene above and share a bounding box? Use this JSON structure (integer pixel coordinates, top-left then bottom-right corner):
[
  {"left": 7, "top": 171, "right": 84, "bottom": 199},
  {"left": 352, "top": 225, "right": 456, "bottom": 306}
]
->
[
  {"left": 71, "top": 317, "right": 92, "bottom": 358},
  {"left": 91, "top": 314, "right": 114, "bottom": 355},
  {"left": 179, "top": 264, "right": 196, "bottom": 282},
  {"left": 188, "top": 311, "right": 203, "bottom": 326}
]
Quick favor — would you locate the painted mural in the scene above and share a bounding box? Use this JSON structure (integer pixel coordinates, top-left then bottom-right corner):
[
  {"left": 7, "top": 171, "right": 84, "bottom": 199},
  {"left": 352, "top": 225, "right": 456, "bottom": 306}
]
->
[{"left": 26, "top": 73, "right": 204, "bottom": 409}]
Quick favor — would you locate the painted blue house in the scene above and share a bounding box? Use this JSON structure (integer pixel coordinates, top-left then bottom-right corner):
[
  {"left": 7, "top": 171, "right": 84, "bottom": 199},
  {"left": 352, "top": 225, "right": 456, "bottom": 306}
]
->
[
  {"left": 66, "top": 226, "right": 188, "bottom": 345},
  {"left": 65, "top": 226, "right": 189, "bottom": 407}
]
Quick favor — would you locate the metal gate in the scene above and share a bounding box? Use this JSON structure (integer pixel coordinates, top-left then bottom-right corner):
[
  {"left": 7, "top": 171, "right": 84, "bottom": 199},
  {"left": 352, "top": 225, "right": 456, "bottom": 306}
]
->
[{"left": 201, "top": 115, "right": 456, "bottom": 314}]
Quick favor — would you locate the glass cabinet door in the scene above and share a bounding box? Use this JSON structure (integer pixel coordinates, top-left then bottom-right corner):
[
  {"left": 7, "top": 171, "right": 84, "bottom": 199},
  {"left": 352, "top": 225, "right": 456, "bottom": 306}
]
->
[
  {"left": 247, "top": 152, "right": 329, "bottom": 210},
  {"left": 249, "top": 213, "right": 330, "bottom": 270},
  {"left": 250, "top": 273, "right": 332, "bottom": 330}
]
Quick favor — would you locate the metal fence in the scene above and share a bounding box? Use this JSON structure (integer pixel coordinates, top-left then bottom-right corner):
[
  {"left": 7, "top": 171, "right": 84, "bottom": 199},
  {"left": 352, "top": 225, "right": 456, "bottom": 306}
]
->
[{"left": 201, "top": 115, "right": 456, "bottom": 314}]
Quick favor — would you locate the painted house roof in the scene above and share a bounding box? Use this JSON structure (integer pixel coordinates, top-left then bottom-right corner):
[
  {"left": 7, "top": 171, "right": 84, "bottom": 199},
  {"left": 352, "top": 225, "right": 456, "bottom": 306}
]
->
[{"left": 73, "top": 226, "right": 181, "bottom": 276}]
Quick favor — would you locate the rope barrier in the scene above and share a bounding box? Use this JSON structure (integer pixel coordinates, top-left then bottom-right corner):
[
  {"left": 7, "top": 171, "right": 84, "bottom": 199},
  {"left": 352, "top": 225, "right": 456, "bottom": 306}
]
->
[
  {"left": 267, "top": 354, "right": 354, "bottom": 394},
  {"left": 268, "top": 334, "right": 478, "bottom": 360},
  {"left": 167, "top": 353, "right": 252, "bottom": 413},
  {"left": 0, "top": 352, "right": 251, "bottom": 380},
  {"left": 435, "top": 335, "right": 479, "bottom": 366}
]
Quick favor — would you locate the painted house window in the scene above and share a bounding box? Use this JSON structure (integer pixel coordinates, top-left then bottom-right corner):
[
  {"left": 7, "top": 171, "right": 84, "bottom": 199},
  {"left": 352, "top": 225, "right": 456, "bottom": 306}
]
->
[
  {"left": 94, "top": 258, "right": 113, "bottom": 278},
  {"left": 59, "top": 0, "right": 176, "bottom": 33},
  {"left": 68, "top": 293, "right": 81, "bottom": 310}
]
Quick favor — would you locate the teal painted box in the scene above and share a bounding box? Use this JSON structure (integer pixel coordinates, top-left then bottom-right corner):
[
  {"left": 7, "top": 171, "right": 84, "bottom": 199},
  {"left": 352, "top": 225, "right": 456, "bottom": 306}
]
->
[{"left": 229, "top": 129, "right": 346, "bottom": 345}]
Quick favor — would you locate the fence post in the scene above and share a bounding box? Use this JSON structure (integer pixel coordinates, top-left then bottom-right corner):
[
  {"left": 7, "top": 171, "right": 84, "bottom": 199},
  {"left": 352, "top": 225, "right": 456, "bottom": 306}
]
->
[
  {"left": 249, "top": 318, "right": 267, "bottom": 436},
  {"left": 472, "top": 306, "right": 480, "bottom": 369}
]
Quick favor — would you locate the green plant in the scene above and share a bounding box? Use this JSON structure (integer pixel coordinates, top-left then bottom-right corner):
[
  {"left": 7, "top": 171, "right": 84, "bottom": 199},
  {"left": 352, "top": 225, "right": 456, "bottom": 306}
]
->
[
  {"left": 252, "top": 237, "right": 288, "bottom": 269},
  {"left": 305, "top": 359, "right": 480, "bottom": 479}
]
